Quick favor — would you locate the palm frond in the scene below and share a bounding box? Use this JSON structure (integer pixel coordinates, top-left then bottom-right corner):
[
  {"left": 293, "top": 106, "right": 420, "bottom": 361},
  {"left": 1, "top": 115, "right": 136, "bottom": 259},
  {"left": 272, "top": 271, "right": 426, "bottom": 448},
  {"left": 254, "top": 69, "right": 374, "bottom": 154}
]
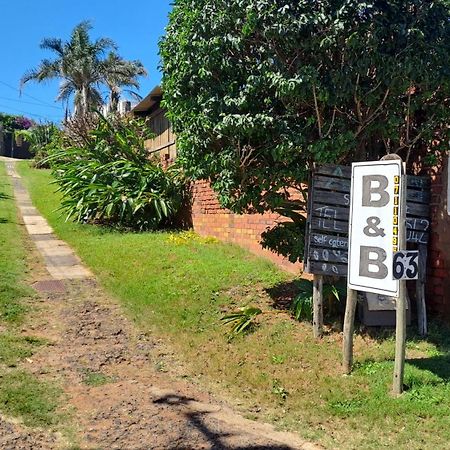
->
[{"left": 40, "top": 38, "right": 64, "bottom": 55}]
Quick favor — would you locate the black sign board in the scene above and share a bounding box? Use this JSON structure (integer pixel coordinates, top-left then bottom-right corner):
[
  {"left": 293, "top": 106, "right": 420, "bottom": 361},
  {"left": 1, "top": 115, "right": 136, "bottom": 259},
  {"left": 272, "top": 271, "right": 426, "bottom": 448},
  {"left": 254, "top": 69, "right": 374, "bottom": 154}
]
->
[{"left": 305, "top": 164, "right": 431, "bottom": 277}]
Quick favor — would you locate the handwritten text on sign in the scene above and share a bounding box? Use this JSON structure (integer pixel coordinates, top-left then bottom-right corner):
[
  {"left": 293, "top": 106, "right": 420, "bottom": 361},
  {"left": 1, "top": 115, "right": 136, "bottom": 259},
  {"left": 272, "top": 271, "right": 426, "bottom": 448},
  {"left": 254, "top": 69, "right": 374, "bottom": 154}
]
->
[{"left": 348, "top": 161, "right": 403, "bottom": 296}]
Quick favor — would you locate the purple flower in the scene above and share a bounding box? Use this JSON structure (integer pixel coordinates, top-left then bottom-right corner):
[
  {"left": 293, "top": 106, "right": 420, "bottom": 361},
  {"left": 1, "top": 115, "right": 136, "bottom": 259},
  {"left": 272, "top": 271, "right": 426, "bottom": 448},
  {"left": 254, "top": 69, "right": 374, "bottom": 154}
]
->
[{"left": 14, "top": 116, "right": 34, "bottom": 130}]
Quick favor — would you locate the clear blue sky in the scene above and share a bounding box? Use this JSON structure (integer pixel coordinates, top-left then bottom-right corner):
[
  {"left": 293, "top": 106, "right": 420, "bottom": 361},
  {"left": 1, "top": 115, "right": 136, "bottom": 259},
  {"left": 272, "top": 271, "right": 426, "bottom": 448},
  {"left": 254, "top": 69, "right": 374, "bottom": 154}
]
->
[{"left": 0, "top": 0, "right": 172, "bottom": 123}]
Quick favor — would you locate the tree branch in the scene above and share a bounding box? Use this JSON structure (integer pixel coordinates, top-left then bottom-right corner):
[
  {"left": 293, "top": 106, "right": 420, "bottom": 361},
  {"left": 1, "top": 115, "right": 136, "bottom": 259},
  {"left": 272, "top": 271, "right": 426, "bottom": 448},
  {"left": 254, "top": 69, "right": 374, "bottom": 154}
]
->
[{"left": 312, "top": 84, "right": 323, "bottom": 138}]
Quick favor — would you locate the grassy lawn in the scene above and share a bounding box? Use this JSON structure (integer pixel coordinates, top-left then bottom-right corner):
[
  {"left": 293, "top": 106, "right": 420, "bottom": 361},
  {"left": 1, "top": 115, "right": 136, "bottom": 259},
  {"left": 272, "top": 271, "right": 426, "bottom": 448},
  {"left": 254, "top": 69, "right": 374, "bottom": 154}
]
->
[
  {"left": 18, "top": 161, "right": 450, "bottom": 449},
  {"left": 0, "top": 162, "right": 62, "bottom": 427}
]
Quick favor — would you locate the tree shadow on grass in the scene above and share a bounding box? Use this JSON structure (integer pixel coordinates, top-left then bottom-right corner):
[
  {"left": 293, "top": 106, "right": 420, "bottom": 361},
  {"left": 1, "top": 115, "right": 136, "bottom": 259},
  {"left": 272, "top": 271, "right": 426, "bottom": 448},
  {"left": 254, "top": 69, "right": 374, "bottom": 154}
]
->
[
  {"left": 265, "top": 279, "right": 346, "bottom": 331},
  {"left": 357, "top": 321, "right": 450, "bottom": 382},
  {"left": 407, "top": 353, "right": 450, "bottom": 382},
  {"left": 153, "top": 393, "right": 294, "bottom": 449},
  {"left": 265, "top": 280, "right": 299, "bottom": 311},
  {"left": 405, "top": 322, "right": 450, "bottom": 381}
]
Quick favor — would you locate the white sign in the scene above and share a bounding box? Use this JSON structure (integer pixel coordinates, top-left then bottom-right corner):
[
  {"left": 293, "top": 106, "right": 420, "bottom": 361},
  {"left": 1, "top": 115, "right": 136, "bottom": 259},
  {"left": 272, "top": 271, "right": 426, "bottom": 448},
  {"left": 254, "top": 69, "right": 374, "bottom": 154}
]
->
[
  {"left": 393, "top": 251, "right": 419, "bottom": 280},
  {"left": 348, "top": 160, "right": 403, "bottom": 296}
]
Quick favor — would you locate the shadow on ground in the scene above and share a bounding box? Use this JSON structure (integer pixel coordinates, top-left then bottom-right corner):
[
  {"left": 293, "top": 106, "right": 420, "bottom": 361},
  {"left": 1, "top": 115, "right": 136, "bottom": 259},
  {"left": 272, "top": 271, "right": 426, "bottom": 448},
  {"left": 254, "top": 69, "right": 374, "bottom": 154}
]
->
[
  {"left": 265, "top": 280, "right": 299, "bottom": 311},
  {"left": 154, "top": 393, "right": 295, "bottom": 450},
  {"left": 407, "top": 353, "right": 450, "bottom": 381},
  {"left": 265, "top": 279, "right": 345, "bottom": 331}
]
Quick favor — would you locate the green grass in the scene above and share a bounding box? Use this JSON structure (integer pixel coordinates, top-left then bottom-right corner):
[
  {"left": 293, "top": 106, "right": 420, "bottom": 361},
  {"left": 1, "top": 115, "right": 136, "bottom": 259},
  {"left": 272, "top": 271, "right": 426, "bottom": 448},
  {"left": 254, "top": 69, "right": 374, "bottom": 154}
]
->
[
  {"left": 0, "top": 164, "right": 32, "bottom": 323},
  {"left": 17, "top": 161, "right": 450, "bottom": 449},
  {"left": 0, "top": 370, "right": 61, "bottom": 427},
  {"left": 0, "top": 334, "right": 46, "bottom": 367},
  {"left": 0, "top": 162, "right": 62, "bottom": 428}
]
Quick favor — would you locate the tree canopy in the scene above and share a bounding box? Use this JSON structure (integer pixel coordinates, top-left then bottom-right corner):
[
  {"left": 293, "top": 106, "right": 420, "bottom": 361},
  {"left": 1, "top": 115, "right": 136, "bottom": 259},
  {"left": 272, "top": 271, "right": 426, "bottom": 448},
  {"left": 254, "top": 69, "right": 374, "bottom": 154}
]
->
[
  {"left": 21, "top": 21, "right": 147, "bottom": 117},
  {"left": 160, "top": 0, "right": 450, "bottom": 261}
]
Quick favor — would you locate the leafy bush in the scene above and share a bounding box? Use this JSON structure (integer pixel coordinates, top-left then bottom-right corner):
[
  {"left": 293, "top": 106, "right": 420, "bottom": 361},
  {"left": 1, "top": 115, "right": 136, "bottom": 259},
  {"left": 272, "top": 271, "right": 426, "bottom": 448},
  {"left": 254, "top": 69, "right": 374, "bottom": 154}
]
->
[
  {"left": 161, "top": 0, "right": 450, "bottom": 262},
  {"left": 261, "top": 221, "right": 306, "bottom": 264},
  {"left": 16, "top": 124, "right": 61, "bottom": 168},
  {"left": 48, "top": 115, "right": 186, "bottom": 230}
]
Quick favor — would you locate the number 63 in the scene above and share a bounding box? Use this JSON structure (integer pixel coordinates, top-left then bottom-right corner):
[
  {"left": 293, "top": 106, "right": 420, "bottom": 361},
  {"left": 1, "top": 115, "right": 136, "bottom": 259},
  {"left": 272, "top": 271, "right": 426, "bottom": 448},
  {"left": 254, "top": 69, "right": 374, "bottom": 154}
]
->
[{"left": 393, "top": 251, "right": 419, "bottom": 280}]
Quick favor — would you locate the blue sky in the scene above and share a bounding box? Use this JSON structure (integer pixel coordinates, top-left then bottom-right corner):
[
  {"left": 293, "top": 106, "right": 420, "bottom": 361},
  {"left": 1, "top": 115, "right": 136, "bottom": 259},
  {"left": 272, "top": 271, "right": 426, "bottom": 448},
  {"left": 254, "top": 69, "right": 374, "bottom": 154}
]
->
[{"left": 0, "top": 0, "right": 172, "bottom": 123}]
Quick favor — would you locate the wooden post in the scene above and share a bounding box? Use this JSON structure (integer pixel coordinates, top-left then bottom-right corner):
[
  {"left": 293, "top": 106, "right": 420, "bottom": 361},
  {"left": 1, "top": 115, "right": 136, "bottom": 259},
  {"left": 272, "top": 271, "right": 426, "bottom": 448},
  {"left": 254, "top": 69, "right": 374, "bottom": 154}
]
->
[
  {"left": 416, "top": 243, "right": 428, "bottom": 336},
  {"left": 342, "top": 288, "right": 357, "bottom": 374},
  {"left": 393, "top": 280, "right": 407, "bottom": 394},
  {"left": 313, "top": 274, "right": 323, "bottom": 339},
  {"left": 392, "top": 166, "right": 407, "bottom": 395}
]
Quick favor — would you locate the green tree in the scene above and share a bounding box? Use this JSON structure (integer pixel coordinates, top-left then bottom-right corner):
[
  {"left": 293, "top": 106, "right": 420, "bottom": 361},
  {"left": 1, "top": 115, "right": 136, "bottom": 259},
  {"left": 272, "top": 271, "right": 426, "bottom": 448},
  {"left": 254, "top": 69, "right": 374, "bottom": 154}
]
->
[
  {"left": 103, "top": 52, "right": 147, "bottom": 114},
  {"left": 21, "top": 21, "right": 146, "bottom": 117},
  {"left": 160, "top": 0, "right": 450, "bottom": 262}
]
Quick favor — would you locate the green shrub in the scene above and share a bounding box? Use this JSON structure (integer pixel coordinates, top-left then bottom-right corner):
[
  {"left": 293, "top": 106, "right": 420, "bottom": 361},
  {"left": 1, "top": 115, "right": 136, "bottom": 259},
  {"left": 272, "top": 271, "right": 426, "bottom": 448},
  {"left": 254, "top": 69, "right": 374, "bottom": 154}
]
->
[
  {"left": 48, "top": 115, "right": 186, "bottom": 230},
  {"left": 16, "top": 124, "right": 61, "bottom": 168}
]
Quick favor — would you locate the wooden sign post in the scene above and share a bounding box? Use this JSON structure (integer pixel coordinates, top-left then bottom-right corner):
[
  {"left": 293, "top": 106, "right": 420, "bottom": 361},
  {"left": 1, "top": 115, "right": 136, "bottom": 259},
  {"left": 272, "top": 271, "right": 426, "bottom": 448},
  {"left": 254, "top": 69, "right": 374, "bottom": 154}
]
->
[
  {"left": 313, "top": 274, "right": 323, "bottom": 338},
  {"left": 393, "top": 169, "right": 407, "bottom": 395},
  {"left": 345, "top": 156, "right": 409, "bottom": 394},
  {"left": 343, "top": 288, "right": 357, "bottom": 374}
]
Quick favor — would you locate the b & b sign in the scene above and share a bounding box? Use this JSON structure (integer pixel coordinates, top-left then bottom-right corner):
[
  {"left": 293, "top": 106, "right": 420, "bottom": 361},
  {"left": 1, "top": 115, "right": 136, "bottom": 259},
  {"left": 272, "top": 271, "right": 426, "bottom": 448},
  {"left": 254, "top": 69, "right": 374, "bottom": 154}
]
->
[{"left": 348, "top": 161, "right": 403, "bottom": 297}]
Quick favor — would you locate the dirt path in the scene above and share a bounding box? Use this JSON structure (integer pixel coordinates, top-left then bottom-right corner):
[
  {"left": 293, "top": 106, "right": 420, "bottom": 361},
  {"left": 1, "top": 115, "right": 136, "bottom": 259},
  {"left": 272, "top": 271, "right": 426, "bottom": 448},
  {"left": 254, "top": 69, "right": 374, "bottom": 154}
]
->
[{"left": 1, "top": 159, "right": 319, "bottom": 450}]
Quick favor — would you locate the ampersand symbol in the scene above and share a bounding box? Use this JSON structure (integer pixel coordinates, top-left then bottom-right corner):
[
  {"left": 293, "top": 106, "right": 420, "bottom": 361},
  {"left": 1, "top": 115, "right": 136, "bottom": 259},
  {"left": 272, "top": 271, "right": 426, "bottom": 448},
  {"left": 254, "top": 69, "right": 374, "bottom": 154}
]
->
[{"left": 363, "top": 216, "right": 386, "bottom": 237}]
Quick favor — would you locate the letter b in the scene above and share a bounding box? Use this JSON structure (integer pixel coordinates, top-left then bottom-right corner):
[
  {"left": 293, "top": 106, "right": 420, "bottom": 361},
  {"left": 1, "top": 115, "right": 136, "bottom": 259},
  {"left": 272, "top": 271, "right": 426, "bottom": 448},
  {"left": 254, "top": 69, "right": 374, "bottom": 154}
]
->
[
  {"left": 359, "top": 246, "right": 388, "bottom": 279},
  {"left": 362, "top": 175, "right": 389, "bottom": 207}
]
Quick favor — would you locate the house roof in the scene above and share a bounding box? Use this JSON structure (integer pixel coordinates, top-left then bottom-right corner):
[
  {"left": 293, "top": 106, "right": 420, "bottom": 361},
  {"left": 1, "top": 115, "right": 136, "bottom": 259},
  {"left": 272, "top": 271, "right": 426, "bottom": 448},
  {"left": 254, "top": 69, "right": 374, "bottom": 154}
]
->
[{"left": 131, "top": 85, "right": 163, "bottom": 114}]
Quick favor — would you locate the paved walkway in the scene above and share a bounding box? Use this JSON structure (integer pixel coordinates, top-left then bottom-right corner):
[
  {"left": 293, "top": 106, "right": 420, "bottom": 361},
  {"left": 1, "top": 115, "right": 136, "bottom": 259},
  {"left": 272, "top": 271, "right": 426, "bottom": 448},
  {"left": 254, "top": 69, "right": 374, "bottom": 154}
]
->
[{"left": 3, "top": 158, "right": 91, "bottom": 281}]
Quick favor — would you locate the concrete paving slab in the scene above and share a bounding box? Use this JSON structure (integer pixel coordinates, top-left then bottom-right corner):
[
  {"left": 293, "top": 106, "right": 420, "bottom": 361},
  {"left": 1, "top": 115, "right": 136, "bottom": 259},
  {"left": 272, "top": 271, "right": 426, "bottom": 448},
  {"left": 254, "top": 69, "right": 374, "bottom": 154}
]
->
[
  {"left": 22, "top": 215, "right": 49, "bottom": 225},
  {"left": 39, "top": 246, "right": 74, "bottom": 257},
  {"left": 25, "top": 223, "right": 54, "bottom": 235},
  {"left": 44, "top": 254, "right": 80, "bottom": 267},
  {"left": 31, "top": 234, "right": 57, "bottom": 242},
  {"left": 19, "top": 207, "right": 39, "bottom": 216},
  {"left": 47, "top": 265, "right": 92, "bottom": 280},
  {"left": 34, "top": 239, "right": 71, "bottom": 251},
  {"left": 15, "top": 194, "right": 32, "bottom": 202}
]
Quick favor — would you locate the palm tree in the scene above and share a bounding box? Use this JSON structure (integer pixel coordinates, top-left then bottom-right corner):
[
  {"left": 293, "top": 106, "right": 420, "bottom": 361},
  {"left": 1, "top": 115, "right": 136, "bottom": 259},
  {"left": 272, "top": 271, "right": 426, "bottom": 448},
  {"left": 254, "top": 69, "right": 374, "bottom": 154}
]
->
[
  {"left": 103, "top": 52, "right": 147, "bottom": 114},
  {"left": 21, "top": 21, "right": 146, "bottom": 117}
]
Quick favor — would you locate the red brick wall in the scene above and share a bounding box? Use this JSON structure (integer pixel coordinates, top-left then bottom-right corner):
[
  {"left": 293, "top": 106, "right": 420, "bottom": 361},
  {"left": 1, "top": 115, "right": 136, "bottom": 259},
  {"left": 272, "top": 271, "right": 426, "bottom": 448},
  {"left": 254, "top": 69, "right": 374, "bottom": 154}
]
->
[
  {"left": 426, "top": 161, "right": 450, "bottom": 317},
  {"left": 191, "top": 181, "right": 302, "bottom": 273}
]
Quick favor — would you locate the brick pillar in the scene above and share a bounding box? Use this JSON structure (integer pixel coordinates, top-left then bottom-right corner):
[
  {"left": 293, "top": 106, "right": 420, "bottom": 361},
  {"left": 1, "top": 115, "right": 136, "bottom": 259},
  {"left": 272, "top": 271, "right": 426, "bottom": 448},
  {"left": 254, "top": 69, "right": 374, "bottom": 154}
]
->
[{"left": 426, "top": 159, "right": 450, "bottom": 318}]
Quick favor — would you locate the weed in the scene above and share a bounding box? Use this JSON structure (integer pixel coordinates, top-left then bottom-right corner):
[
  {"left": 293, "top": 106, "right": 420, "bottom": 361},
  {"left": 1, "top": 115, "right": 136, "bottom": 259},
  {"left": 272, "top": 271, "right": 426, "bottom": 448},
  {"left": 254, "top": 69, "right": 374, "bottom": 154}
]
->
[
  {"left": 271, "top": 355, "right": 285, "bottom": 365},
  {"left": 81, "top": 369, "right": 114, "bottom": 387},
  {"left": 167, "top": 230, "right": 219, "bottom": 245},
  {"left": 155, "top": 360, "right": 169, "bottom": 373},
  {"left": 272, "top": 380, "right": 288, "bottom": 402}
]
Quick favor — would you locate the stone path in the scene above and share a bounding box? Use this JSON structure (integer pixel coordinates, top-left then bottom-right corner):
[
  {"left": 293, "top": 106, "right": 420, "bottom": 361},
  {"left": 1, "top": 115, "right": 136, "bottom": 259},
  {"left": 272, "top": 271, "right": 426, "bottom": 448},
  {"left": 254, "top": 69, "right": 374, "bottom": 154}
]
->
[{"left": 3, "top": 159, "right": 91, "bottom": 281}]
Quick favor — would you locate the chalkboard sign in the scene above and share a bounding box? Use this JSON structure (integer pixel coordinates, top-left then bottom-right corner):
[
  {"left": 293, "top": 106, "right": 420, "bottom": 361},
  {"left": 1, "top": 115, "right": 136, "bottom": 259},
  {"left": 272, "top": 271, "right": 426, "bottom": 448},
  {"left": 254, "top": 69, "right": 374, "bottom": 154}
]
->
[{"left": 304, "top": 164, "right": 431, "bottom": 277}]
